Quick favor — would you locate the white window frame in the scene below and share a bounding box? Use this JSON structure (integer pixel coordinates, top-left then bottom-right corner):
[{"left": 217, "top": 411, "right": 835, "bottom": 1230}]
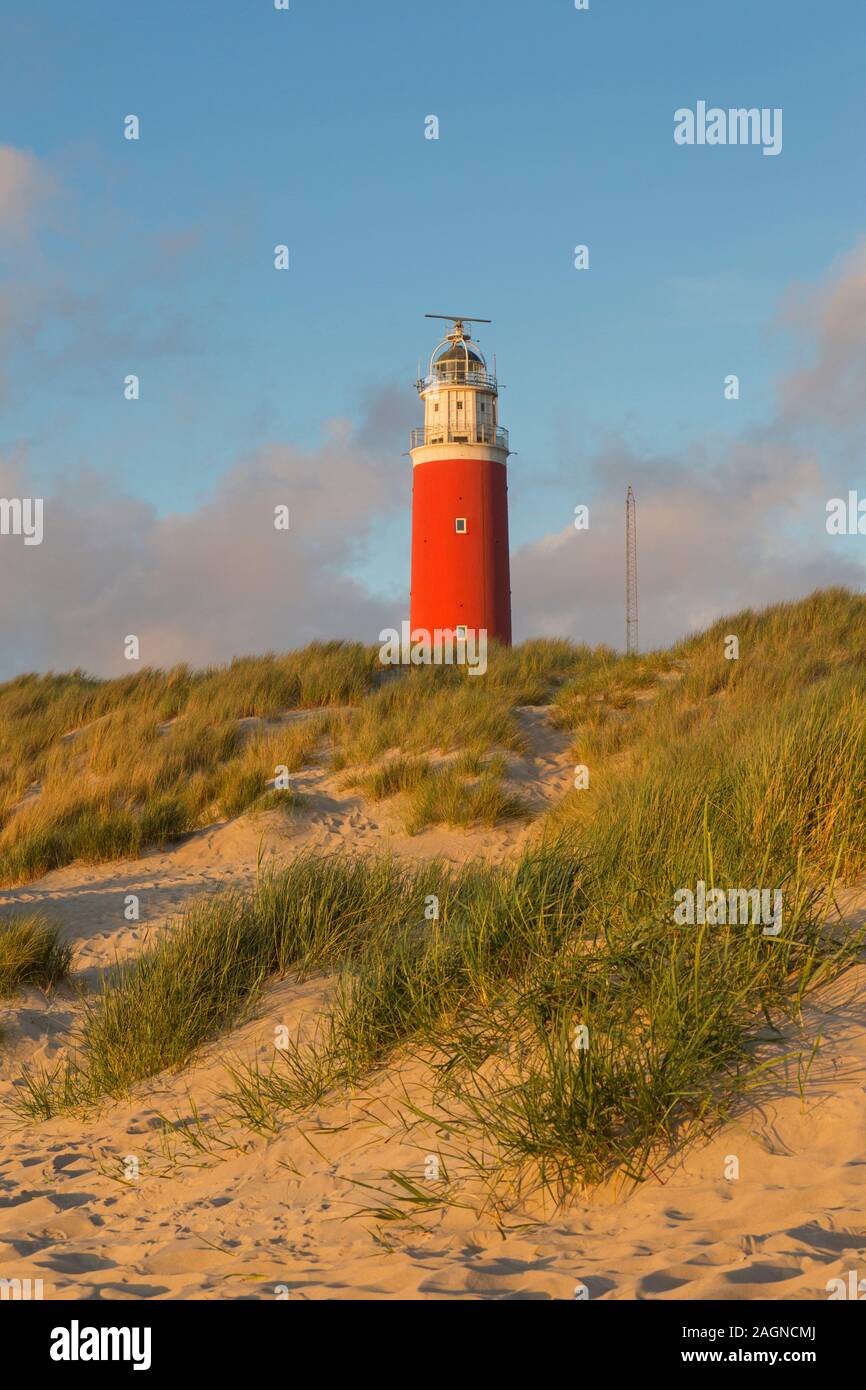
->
[{"left": 455, "top": 517, "right": 467, "bottom": 534}]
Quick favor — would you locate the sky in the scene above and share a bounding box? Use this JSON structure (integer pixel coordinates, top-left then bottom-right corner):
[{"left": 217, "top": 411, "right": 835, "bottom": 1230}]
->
[{"left": 1, "top": 0, "right": 865, "bottom": 677}]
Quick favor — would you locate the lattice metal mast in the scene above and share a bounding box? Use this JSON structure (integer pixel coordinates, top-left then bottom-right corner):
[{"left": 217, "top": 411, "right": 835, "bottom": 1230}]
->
[{"left": 626, "top": 485, "right": 638, "bottom": 655}]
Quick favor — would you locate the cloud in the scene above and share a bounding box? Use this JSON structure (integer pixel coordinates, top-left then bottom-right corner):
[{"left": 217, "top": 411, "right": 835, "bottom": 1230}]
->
[
  {"left": 0, "top": 142, "right": 414, "bottom": 679},
  {"left": 512, "top": 439, "right": 861, "bottom": 648},
  {"left": 777, "top": 241, "right": 866, "bottom": 436},
  {"left": 0, "top": 392, "right": 409, "bottom": 679},
  {"left": 513, "top": 247, "right": 866, "bottom": 648},
  {"left": 0, "top": 146, "right": 53, "bottom": 237}
]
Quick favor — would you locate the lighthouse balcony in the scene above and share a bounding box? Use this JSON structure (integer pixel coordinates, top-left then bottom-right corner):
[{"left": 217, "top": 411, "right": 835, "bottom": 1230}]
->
[
  {"left": 410, "top": 424, "right": 509, "bottom": 451},
  {"left": 418, "top": 363, "right": 498, "bottom": 391}
]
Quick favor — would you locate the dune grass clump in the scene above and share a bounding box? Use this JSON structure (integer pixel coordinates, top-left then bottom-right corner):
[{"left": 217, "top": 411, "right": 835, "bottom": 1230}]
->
[
  {"left": 0, "top": 692, "right": 338, "bottom": 886},
  {"left": 211, "top": 716, "right": 332, "bottom": 818},
  {"left": 402, "top": 765, "right": 529, "bottom": 835},
  {"left": 346, "top": 755, "right": 434, "bottom": 802},
  {"left": 344, "top": 749, "right": 527, "bottom": 835},
  {"left": 0, "top": 785, "right": 193, "bottom": 885},
  {"left": 0, "top": 642, "right": 376, "bottom": 737},
  {"left": 251, "top": 842, "right": 586, "bottom": 1114},
  {"left": 11, "top": 853, "right": 452, "bottom": 1115},
  {"left": 0, "top": 914, "right": 72, "bottom": 997},
  {"left": 329, "top": 639, "right": 620, "bottom": 770},
  {"left": 551, "top": 651, "right": 676, "bottom": 731},
  {"left": 475, "top": 638, "right": 609, "bottom": 704},
  {"left": 330, "top": 671, "right": 526, "bottom": 769}
]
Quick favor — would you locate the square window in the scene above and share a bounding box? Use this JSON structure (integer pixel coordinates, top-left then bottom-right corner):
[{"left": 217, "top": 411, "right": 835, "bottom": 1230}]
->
[
  {"left": 455, "top": 517, "right": 467, "bottom": 534},
  {"left": 456, "top": 401, "right": 463, "bottom": 409},
  {"left": 455, "top": 625, "right": 467, "bottom": 640}
]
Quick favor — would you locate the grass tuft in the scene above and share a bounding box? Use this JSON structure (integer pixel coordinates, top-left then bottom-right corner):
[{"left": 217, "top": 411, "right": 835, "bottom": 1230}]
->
[{"left": 0, "top": 914, "right": 72, "bottom": 997}]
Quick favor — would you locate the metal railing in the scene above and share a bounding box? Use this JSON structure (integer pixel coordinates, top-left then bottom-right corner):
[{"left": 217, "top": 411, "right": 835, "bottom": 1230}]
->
[
  {"left": 417, "top": 363, "right": 498, "bottom": 390},
  {"left": 410, "top": 424, "right": 509, "bottom": 451}
]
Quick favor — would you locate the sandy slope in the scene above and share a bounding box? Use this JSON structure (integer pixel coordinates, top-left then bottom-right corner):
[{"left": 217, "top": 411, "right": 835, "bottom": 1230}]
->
[{"left": 1, "top": 713, "right": 864, "bottom": 1301}]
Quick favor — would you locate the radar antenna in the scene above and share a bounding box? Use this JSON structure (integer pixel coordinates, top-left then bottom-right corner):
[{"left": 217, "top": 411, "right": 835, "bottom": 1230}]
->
[
  {"left": 626, "top": 485, "right": 639, "bottom": 656},
  {"left": 424, "top": 314, "right": 491, "bottom": 338}
]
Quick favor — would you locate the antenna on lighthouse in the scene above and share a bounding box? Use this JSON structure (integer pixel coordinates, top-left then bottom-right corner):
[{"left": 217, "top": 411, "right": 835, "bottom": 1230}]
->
[
  {"left": 626, "top": 485, "right": 638, "bottom": 656},
  {"left": 425, "top": 313, "right": 491, "bottom": 338}
]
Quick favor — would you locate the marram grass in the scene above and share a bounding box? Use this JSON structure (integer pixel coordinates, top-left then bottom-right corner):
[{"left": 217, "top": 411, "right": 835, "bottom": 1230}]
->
[
  {"left": 0, "top": 637, "right": 607, "bottom": 885},
  {"left": 7, "top": 589, "right": 866, "bottom": 1196},
  {"left": 0, "top": 914, "right": 72, "bottom": 997}
]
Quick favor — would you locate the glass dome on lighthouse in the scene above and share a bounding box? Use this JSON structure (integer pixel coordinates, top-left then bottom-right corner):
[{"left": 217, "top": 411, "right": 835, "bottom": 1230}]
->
[
  {"left": 425, "top": 320, "right": 496, "bottom": 389},
  {"left": 411, "top": 315, "right": 508, "bottom": 454}
]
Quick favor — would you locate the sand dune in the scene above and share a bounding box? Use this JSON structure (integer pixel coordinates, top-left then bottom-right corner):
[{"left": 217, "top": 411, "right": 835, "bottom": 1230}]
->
[{"left": 1, "top": 710, "right": 864, "bottom": 1300}]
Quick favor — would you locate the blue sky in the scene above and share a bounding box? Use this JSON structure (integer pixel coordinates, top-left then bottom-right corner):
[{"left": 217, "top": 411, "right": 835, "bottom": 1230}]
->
[{"left": 1, "top": 0, "right": 865, "bottom": 672}]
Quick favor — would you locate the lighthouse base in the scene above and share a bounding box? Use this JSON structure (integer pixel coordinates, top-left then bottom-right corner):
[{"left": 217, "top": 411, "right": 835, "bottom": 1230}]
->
[{"left": 409, "top": 451, "right": 512, "bottom": 646}]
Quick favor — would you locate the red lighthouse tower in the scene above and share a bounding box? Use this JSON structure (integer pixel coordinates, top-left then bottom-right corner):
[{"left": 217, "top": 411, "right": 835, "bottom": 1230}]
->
[{"left": 409, "top": 315, "right": 512, "bottom": 645}]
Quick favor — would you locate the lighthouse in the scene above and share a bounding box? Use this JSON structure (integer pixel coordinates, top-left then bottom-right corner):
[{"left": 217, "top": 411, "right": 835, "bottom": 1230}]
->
[{"left": 409, "top": 316, "right": 512, "bottom": 645}]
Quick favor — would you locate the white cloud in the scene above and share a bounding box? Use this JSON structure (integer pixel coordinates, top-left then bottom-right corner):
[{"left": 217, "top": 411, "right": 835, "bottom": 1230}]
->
[{"left": 0, "top": 399, "right": 408, "bottom": 678}]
